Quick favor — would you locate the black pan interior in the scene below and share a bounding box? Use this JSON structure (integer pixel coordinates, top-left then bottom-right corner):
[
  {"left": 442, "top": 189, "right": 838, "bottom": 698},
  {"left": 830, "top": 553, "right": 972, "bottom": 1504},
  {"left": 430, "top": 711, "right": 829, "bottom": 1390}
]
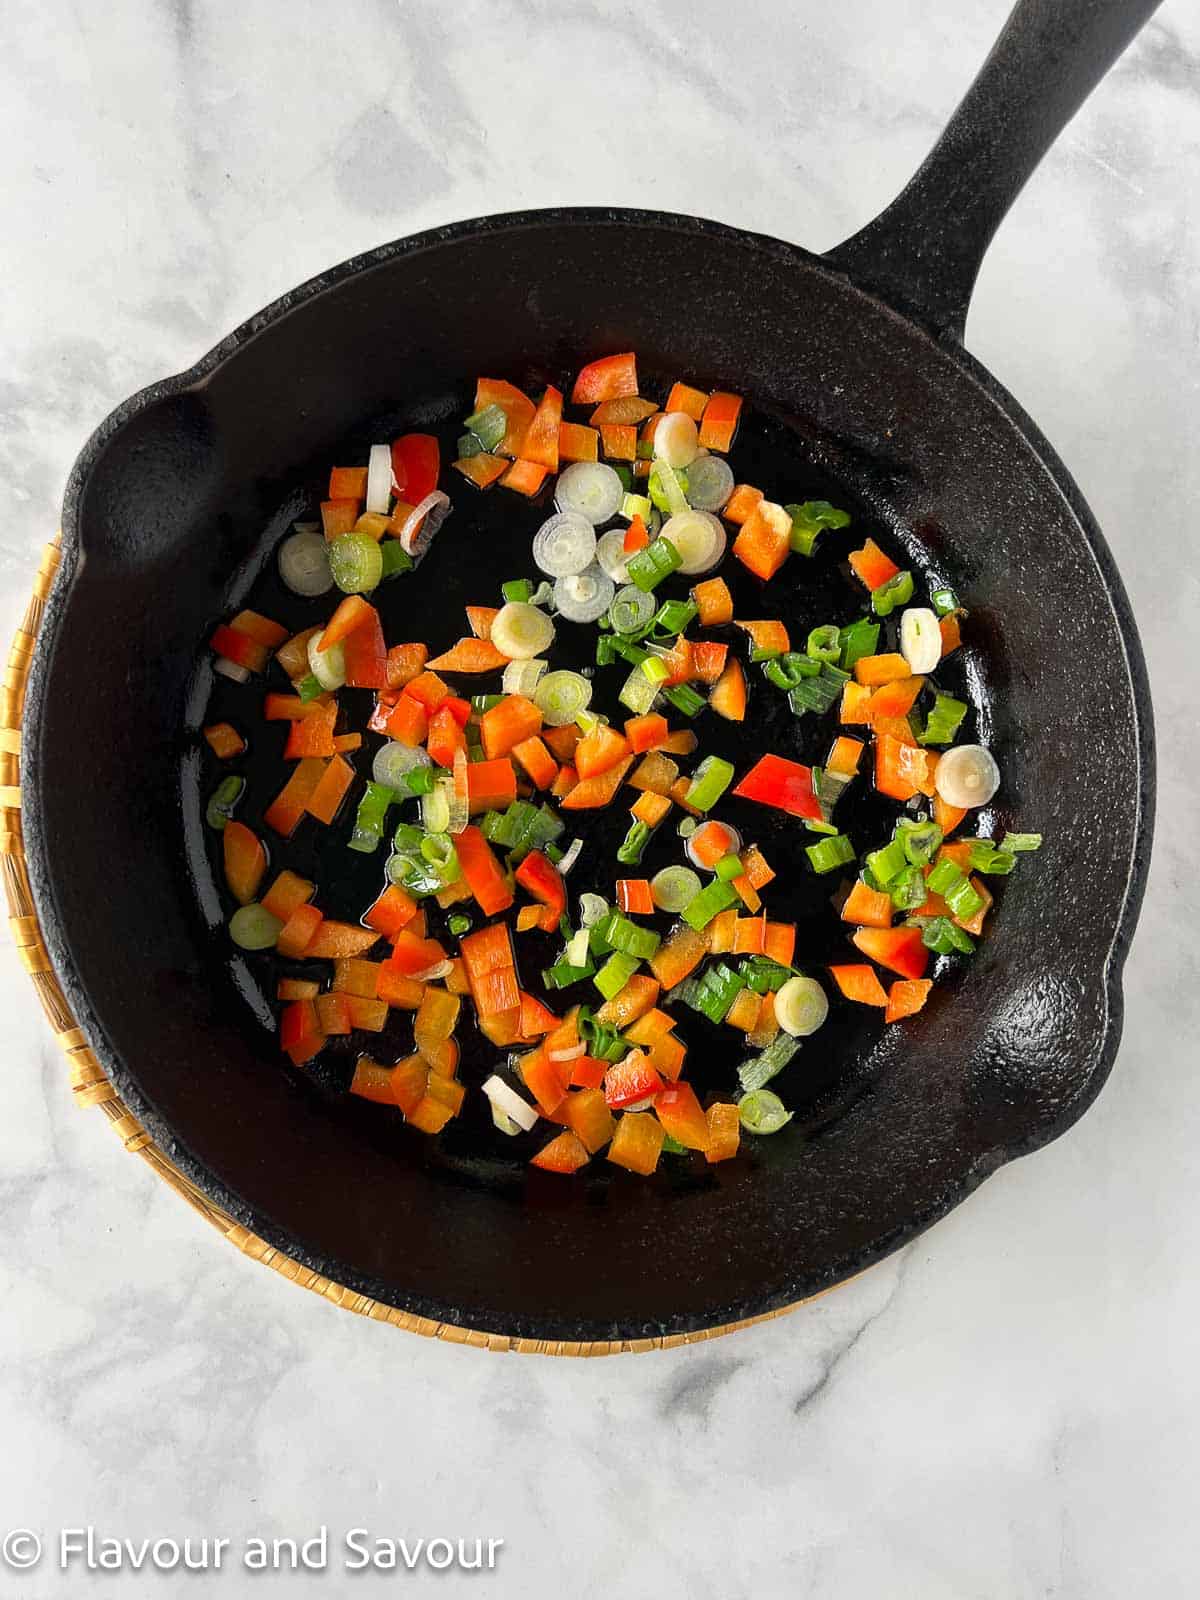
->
[{"left": 25, "top": 213, "right": 1151, "bottom": 1341}]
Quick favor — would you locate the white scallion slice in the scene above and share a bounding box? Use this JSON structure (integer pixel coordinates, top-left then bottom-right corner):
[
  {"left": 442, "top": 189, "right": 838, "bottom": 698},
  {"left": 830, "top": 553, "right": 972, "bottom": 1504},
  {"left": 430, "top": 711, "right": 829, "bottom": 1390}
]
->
[
  {"left": 578, "top": 893, "right": 609, "bottom": 928},
  {"left": 609, "top": 584, "right": 656, "bottom": 634},
  {"left": 372, "top": 741, "right": 430, "bottom": 790},
  {"left": 557, "top": 837, "right": 583, "bottom": 876},
  {"left": 775, "top": 975, "right": 829, "bottom": 1038},
  {"left": 502, "top": 657, "right": 549, "bottom": 697},
  {"left": 482, "top": 1075, "right": 539, "bottom": 1132},
  {"left": 491, "top": 601, "right": 556, "bottom": 659},
  {"left": 532, "top": 511, "right": 597, "bottom": 577},
  {"left": 685, "top": 453, "right": 735, "bottom": 512},
  {"left": 366, "top": 443, "right": 393, "bottom": 515},
  {"left": 660, "top": 510, "right": 726, "bottom": 575},
  {"left": 899, "top": 607, "right": 942, "bottom": 673},
  {"left": 534, "top": 669, "right": 592, "bottom": 726},
  {"left": 278, "top": 529, "right": 334, "bottom": 597},
  {"left": 935, "top": 744, "right": 1000, "bottom": 809},
  {"left": 412, "top": 959, "right": 453, "bottom": 983},
  {"left": 490, "top": 1104, "right": 523, "bottom": 1137},
  {"left": 554, "top": 462, "right": 624, "bottom": 525},
  {"left": 229, "top": 903, "right": 282, "bottom": 951},
  {"left": 653, "top": 411, "right": 701, "bottom": 469},
  {"left": 395, "top": 490, "right": 451, "bottom": 557},
  {"left": 738, "top": 1089, "right": 793, "bottom": 1135},
  {"left": 595, "top": 527, "right": 631, "bottom": 584},
  {"left": 554, "top": 566, "right": 614, "bottom": 623},
  {"left": 565, "top": 927, "right": 591, "bottom": 968},
  {"left": 307, "top": 631, "right": 346, "bottom": 690},
  {"left": 651, "top": 866, "right": 702, "bottom": 914},
  {"left": 548, "top": 1042, "right": 587, "bottom": 1063},
  {"left": 213, "top": 656, "right": 251, "bottom": 684}
]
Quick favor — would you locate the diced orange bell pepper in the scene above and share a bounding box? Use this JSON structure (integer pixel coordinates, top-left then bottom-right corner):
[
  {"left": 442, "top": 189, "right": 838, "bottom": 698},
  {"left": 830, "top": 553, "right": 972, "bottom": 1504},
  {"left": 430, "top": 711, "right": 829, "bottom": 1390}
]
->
[
  {"left": 203, "top": 721, "right": 245, "bottom": 759},
  {"left": 500, "top": 458, "right": 549, "bottom": 497},
  {"left": 511, "top": 735, "right": 558, "bottom": 790},
  {"left": 391, "top": 1055, "right": 430, "bottom": 1115},
  {"left": 733, "top": 500, "right": 792, "bottom": 580},
  {"left": 261, "top": 870, "right": 314, "bottom": 924},
  {"left": 514, "top": 850, "right": 566, "bottom": 932},
  {"left": 570, "top": 1056, "right": 608, "bottom": 1090},
  {"left": 349, "top": 1056, "right": 397, "bottom": 1105},
  {"left": 851, "top": 925, "right": 929, "bottom": 980},
  {"left": 559, "top": 755, "right": 633, "bottom": 810},
  {"left": 466, "top": 756, "right": 518, "bottom": 813},
  {"left": 276, "top": 902, "right": 324, "bottom": 960},
  {"left": 840, "top": 681, "right": 873, "bottom": 724},
  {"left": 590, "top": 396, "right": 658, "bottom": 426},
  {"left": 376, "top": 968, "right": 425, "bottom": 1009},
  {"left": 655, "top": 1082, "right": 711, "bottom": 1150},
  {"left": 339, "top": 604, "right": 387, "bottom": 690},
  {"left": 698, "top": 390, "right": 743, "bottom": 451},
  {"left": 595, "top": 973, "right": 661, "bottom": 1029},
  {"left": 481, "top": 695, "right": 542, "bottom": 759},
  {"left": 648, "top": 925, "right": 706, "bottom": 989},
  {"left": 531, "top": 1130, "right": 589, "bottom": 1173},
  {"left": 384, "top": 693, "right": 428, "bottom": 747},
  {"left": 627, "top": 751, "right": 678, "bottom": 795},
  {"left": 606, "top": 1111, "right": 665, "bottom": 1175},
  {"left": 875, "top": 734, "right": 932, "bottom": 802},
  {"left": 453, "top": 453, "right": 509, "bottom": 489},
  {"left": 414, "top": 988, "right": 461, "bottom": 1057},
  {"left": 423, "top": 1066, "right": 464, "bottom": 1105},
  {"left": 363, "top": 883, "right": 417, "bottom": 940},
  {"left": 865, "top": 675, "right": 924, "bottom": 721},
  {"left": 705, "top": 1102, "right": 741, "bottom": 1164},
  {"left": 622, "top": 1007, "right": 676, "bottom": 1046},
  {"left": 884, "top": 978, "right": 934, "bottom": 1023},
  {"left": 691, "top": 576, "right": 734, "bottom": 626},
  {"left": 616, "top": 879, "right": 655, "bottom": 917},
  {"left": 853, "top": 653, "right": 908, "bottom": 687},
  {"left": 328, "top": 465, "right": 368, "bottom": 501},
  {"left": 600, "top": 423, "right": 637, "bottom": 461},
  {"left": 734, "top": 618, "right": 790, "bottom": 655},
  {"left": 283, "top": 702, "right": 337, "bottom": 760},
  {"left": 542, "top": 723, "right": 581, "bottom": 763},
  {"left": 707, "top": 909, "right": 737, "bottom": 954},
  {"left": 304, "top": 754, "right": 354, "bottom": 824},
  {"left": 939, "top": 613, "right": 962, "bottom": 656},
  {"left": 332, "top": 958, "right": 381, "bottom": 998},
  {"left": 623, "top": 712, "right": 669, "bottom": 753},
  {"left": 389, "top": 433, "right": 440, "bottom": 505},
  {"left": 733, "top": 916, "right": 766, "bottom": 955},
  {"left": 726, "top": 987, "right": 763, "bottom": 1032},
  {"left": 427, "top": 637, "right": 509, "bottom": 674},
  {"left": 401, "top": 670, "right": 449, "bottom": 711},
  {"left": 570, "top": 352, "right": 638, "bottom": 405},
  {"left": 829, "top": 963, "right": 890, "bottom": 1007},
  {"left": 406, "top": 1095, "right": 455, "bottom": 1134},
  {"left": 316, "top": 993, "right": 352, "bottom": 1036},
  {"left": 933, "top": 793, "right": 968, "bottom": 836},
  {"left": 518, "top": 991, "right": 559, "bottom": 1038},
  {"left": 522, "top": 1051, "right": 570, "bottom": 1116},
  {"left": 848, "top": 538, "right": 900, "bottom": 592},
  {"left": 275, "top": 626, "right": 321, "bottom": 681},
  {"left": 304, "top": 921, "right": 379, "bottom": 960},
  {"left": 709, "top": 658, "right": 747, "bottom": 721},
  {"left": 385, "top": 929, "right": 448, "bottom": 978},
  {"left": 691, "top": 640, "right": 728, "bottom": 683},
  {"left": 385, "top": 642, "right": 428, "bottom": 690},
  {"left": 210, "top": 624, "right": 268, "bottom": 673},
  {"left": 827, "top": 736, "right": 865, "bottom": 777},
  {"left": 475, "top": 377, "right": 536, "bottom": 457},
  {"left": 763, "top": 922, "right": 796, "bottom": 966},
  {"left": 688, "top": 820, "right": 736, "bottom": 869},
  {"left": 722, "top": 484, "right": 764, "bottom": 525},
  {"left": 459, "top": 919, "right": 516, "bottom": 991},
  {"left": 222, "top": 821, "right": 266, "bottom": 906},
  {"left": 955, "top": 875, "right": 993, "bottom": 936},
  {"left": 737, "top": 844, "right": 775, "bottom": 890},
  {"left": 320, "top": 499, "right": 359, "bottom": 540},
  {"left": 574, "top": 724, "right": 631, "bottom": 778},
  {"left": 426, "top": 703, "right": 468, "bottom": 768},
  {"left": 563, "top": 1087, "right": 615, "bottom": 1153},
  {"left": 280, "top": 999, "right": 324, "bottom": 1066},
  {"left": 630, "top": 789, "right": 672, "bottom": 827},
  {"left": 841, "top": 880, "right": 894, "bottom": 929},
  {"left": 557, "top": 421, "right": 599, "bottom": 462},
  {"left": 665, "top": 381, "right": 709, "bottom": 421}
]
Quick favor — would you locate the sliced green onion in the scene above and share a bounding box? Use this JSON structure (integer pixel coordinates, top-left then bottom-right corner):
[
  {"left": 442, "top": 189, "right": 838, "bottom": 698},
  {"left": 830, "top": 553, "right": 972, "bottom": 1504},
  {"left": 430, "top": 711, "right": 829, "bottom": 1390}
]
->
[
  {"left": 740, "top": 957, "right": 791, "bottom": 994},
  {"left": 579, "top": 893, "right": 609, "bottom": 928},
  {"left": 465, "top": 402, "right": 507, "bottom": 450},
  {"left": 613, "top": 464, "right": 634, "bottom": 491},
  {"left": 404, "top": 764, "right": 436, "bottom": 795},
  {"left": 788, "top": 664, "right": 849, "bottom": 715},
  {"left": 898, "top": 819, "right": 943, "bottom": 865},
  {"left": 930, "top": 587, "right": 960, "bottom": 617},
  {"left": 594, "top": 951, "right": 641, "bottom": 1001},
  {"left": 889, "top": 864, "right": 928, "bottom": 911},
  {"left": 610, "top": 584, "right": 657, "bottom": 635},
  {"left": 458, "top": 431, "right": 484, "bottom": 459},
  {"left": 694, "top": 962, "right": 746, "bottom": 1023},
  {"left": 373, "top": 740, "right": 431, "bottom": 790},
  {"left": 296, "top": 672, "right": 325, "bottom": 704},
  {"left": 763, "top": 653, "right": 819, "bottom": 691},
  {"left": 555, "top": 462, "right": 624, "bottom": 525},
  {"left": 641, "top": 654, "right": 671, "bottom": 685},
  {"left": 621, "top": 492, "right": 652, "bottom": 522},
  {"left": 685, "top": 453, "right": 734, "bottom": 513},
  {"left": 664, "top": 682, "right": 706, "bottom": 718},
  {"left": 684, "top": 755, "right": 735, "bottom": 813},
  {"left": 502, "top": 657, "right": 548, "bottom": 698},
  {"left": 786, "top": 500, "right": 851, "bottom": 557},
  {"left": 677, "top": 816, "right": 697, "bottom": 839},
  {"left": 307, "top": 632, "right": 346, "bottom": 690},
  {"left": 618, "top": 665, "right": 660, "bottom": 716},
  {"left": 737, "top": 1088, "right": 793, "bottom": 1133},
  {"left": 597, "top": 910, "right": 660, "bottom": 961},
  {"left": 715, "top": 853, "right": 743, "bottom": 882},
  {"left": 1000, "top": 831, "right": 1043, "bottom": 853},
  {"left": 918, "top": 692, "right": 968, "bottom": 747},
  {"left": 647, "top": 462, "right": 689, "bottom": 516},
  {"left": 348, "top": 780, "right": 397, "bottom": 853},
  {"left": 935, "top": 744, "right": 1000, "bottom": 808},
  {"left": 871, "top": 570, "right": 914, "bottom": 617},
  {"left": 738, "top": 1034, "right": 801, "bottom": 1094},
  {"left": 328, "top": 531, "right": 384, "bottom": 595},
  {"left": 448, "top": 912, "right": 473, "bottom": 936},
  {"left": 420, "top": 784, "right": 451, "bottom": 835},
  {"left": 660, "top": 1133, "right": 690, "bottom": 1155},
  {"left": 501, "top": 578, "right": 534, "bottom": 604},
  {"left": 206, "top": 775, "right": 244, "bottom": 831},
  {"left": 543, "top": 959, "right": 595, "bottom": 989},
  {"left": 806, "top": 624, "right": 842, "bottom": 663},
  {"left": 229, "top": 903, "right": 282, "bottom": 951},
  {"left": 380, "top": 540, "right": 414, "bottom": 581},
  {"left": 805, "top": 833, "right": 855, "bottom": 874},
  {"left": 913, "top": 915, "right": 976, "bottom": 955},
  {"left": 534, "top": 669, "right": 592, "bottom": 727},
  {"left": 867, "top": 839, "right": 908, "bottom": 886},
  {"left": 966, "top": 840, "right": 1017, "bottom": 874},
  {"left": 651, "top": 866, "right": 702, "bottom": 913},
  {"left": 681, "top": 878, "right": 740, "bottom": 930},
  {"left": 899, "top": 606, "right": 941, "bottom": 673},
  {"left": 653, "top": 598, "right": 698, "bottom": 636},
  {"left": 625, "top": 537, "right": 682, "bottom": 592},
  {"left": 944, "top": 875, "right": 985, "bottom": 920},
  {"left": 616, "top": 820, "right": 651, "bottom": 865},
  {"left": 775, "top": 974, "right": 828, "bottom": 1037},
  {"left": 925, "top": 857, "right": 964, "bottom": 897},
  {"left": 839, "top": 617, "right": 881, "bottom": 671}
]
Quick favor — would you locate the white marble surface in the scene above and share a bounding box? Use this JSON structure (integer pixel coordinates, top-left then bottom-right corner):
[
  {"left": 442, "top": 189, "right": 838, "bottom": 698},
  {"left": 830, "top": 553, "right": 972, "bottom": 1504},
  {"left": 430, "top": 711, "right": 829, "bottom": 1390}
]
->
[{"left": 2, "top": 1, "right": 1198, "bottom": 1594}]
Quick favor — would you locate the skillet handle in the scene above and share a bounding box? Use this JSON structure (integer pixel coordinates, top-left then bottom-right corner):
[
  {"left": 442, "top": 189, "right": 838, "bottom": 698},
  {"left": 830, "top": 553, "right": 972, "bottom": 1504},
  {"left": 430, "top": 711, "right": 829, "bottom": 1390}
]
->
[{"left": 824, "top": 0, "right": 1162, "bottom": 340}]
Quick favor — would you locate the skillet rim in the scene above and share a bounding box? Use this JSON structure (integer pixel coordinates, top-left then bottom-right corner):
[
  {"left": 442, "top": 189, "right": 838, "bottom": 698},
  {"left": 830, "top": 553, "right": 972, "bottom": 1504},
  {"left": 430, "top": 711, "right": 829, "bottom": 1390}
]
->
[{"left": 21, "top": 206, "right": 1156, "bottom": 1340}]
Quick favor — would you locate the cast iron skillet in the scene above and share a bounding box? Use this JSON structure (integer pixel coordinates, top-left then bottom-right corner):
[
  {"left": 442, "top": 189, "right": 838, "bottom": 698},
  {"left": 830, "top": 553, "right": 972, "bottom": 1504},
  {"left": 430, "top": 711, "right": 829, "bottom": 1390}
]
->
[{"left": 24, "top": 0, "right": 1158, "bottom": 1344}]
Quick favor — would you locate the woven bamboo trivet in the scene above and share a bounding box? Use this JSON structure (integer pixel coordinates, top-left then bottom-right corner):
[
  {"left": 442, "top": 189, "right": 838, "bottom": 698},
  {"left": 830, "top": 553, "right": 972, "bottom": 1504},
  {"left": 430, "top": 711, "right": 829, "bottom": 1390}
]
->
[{"left": 2, "top": 536, "right": 811, "bottom": 1354}]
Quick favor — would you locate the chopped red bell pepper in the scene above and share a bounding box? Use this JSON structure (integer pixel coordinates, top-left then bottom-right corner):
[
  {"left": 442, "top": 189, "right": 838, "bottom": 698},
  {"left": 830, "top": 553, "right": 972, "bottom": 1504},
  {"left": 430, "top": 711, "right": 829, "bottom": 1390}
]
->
[
  {"left": 570, "top": 352, "right": 638, "bottom": 405},
  {"left": 603, "top": 1050, "right": 664, "bottom": 1110},
  {"left": 390, "top": 433, "right": 440, "bottom": 505},
  {"left": 426, "top": 703, "right": 467, "bottom": 768},
  {"left": 210, "top": 624, "right": 268, "bottom": 674},
  {"left": 851, "top": 925, "right": 930, "bottom": 980},
  {"left": 732, "top": 754, "right": 823, "bottom": 821},
  {"left": 341, "top": 603, "right": 388, "bottom": 689},
  {"left": 455, "top": 825, "right": 514, "bottom": 917},
  {"left": 515, "top": 850, "right": 566, "bottom": 933}
]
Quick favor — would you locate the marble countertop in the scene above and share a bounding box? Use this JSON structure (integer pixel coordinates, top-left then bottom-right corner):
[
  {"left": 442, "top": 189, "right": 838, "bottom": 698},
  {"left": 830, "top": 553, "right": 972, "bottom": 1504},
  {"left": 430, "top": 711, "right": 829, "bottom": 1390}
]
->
[{"left": 3, "top": 1, "right": 1198, "bottom": 1594}]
